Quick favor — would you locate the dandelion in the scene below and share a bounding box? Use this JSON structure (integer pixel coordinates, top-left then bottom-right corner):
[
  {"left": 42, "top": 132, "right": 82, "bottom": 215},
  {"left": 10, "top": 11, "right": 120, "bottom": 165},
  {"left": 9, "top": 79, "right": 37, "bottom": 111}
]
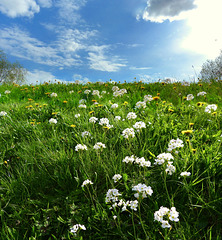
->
[
  {"left": 181, "top": 130, "right": 193, "bottom": 135},
  {"left": 75, "top": 144, "right": 87, "bottom": 151},
  {"left": 49, "top": 118, "right": 57, "bottom": 124},
  {"left": 180, "top": 171, "right": 191, "bottom": 177},
  {"left": 0, "top": 111, "right": 7, "bottom": 116},
  {"left": 81, "top": 179, "right": 93, "bottom": 187},
  {"left": 112, "top": 174, "right": 122, "bottom": 183},
  {"left": 50, "top": 92, "right": 57, "bottom": 97},
  {"left": 126, "top": 112, "right": 137, "bottom": 120}
]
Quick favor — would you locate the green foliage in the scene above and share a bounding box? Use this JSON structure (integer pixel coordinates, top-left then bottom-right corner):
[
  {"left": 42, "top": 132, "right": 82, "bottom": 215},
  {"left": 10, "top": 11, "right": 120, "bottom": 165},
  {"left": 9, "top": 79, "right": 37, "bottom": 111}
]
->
[
  {"left": 0, "top": 50, "right": 26, "bottom": 85},
  {"left": 0, "top": 80, "right": 221, "bottom": 239}
]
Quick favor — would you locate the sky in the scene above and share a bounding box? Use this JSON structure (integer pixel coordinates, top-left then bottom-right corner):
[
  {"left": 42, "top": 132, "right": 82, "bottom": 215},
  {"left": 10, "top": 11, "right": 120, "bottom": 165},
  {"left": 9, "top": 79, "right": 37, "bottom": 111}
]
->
[{"left": 0, "top": 0, "right": 222, "bottom": 84}]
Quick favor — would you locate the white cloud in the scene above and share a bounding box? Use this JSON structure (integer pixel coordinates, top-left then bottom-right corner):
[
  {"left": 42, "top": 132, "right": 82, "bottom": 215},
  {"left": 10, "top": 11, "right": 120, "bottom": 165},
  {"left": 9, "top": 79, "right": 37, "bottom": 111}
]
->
[
  {"left": 0, "top": 0, "right": 40, "bottom": 18},
  {"left": 87, "top": 45, "right": 126, "bottom": 72},
  {"left": 130, "top": 66, "right": 151, "bottom": 70},
  {"left": 73, "top": 74, "right": 90, "bottom": 84},
  {"left": 26, "top": 70, "right": 58, "bottom": 85},
  {"left": 37, "top": 0, "right": 52, "bottom": 8},
  {"left": 138, "top": 0, "right": 197, "bottom": 23},
  {"left": 181, "top": 0, "right": 222, "bottom": 59}
]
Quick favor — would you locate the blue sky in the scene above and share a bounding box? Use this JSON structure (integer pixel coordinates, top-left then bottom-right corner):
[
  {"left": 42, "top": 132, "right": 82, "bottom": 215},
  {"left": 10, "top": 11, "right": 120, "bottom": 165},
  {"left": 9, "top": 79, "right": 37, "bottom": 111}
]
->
[{"left": 0, "top": 0, "right": 222, "bottom": 84}]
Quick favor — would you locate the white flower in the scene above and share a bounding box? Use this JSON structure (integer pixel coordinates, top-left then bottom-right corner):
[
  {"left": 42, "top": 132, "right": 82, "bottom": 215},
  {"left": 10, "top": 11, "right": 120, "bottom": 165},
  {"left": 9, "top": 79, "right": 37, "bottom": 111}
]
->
[
  {"left": 81, "top": 179, "right": 93, "bottom": 187},
  {"left": 75, "top": 144, "right": 88, "bottom": 151},
  {"left": 169, "top": 207, "right": 179, "bottom": 222},
  {"left": 205, "top": 104, "right": 217, "bottom": 113},
  {"left": 70, "top": 224, "right": 86, "bottom": 235},
  {"left": 99, "top": 118, "right": 109, "bottom": 126},
  {"left": 50, "top": 92, "right": 57, "bottom": 97},
  {"left": 93, "top": 142, "right": 106, "bottom": 150},
  {"left": 0, "top": 111, "right": 7, "bottom": 116},
  {"left": 112, "top": 174, "right": 122, "bottom": 183},
  {"left": 114, "top": 116, "right": 121, "bottom": 121},
  {"left": 161, "top": 220, "right": 171, "bottom": 228},
  {"left": 111, "top": 103, "right": 118, "bottom": 109},
  {"left": 113, "top": 215, "right": 117, "bottom": 220},
  {"left": 81, "top": 131, "right": 91, "bottom": 138},
  {"left": 92, "top": 90, "right": 100, "bottom": 96},
  {"left": 165, "top": 162, "right": 176, "bottom": 175},
  {"left": 154, "top": 153, "right": 174, "bottom": 165},
  {"left": 122, "top": 128, "right": 135, "bottom": 138},
  {"left": 135, "top": 101, "right": 146, "bottom": 109},
  {"left": 186, "top": 94, "right": 194, "bottom": 101},
  {"left": 49, "top": 118, "right": 57, "bottom": 124},
  {"left": 133, "top": 121, "right": 146, "bottom": 131},
  {"left": 78, "top": 104, "right": 87, "bottom": 108},
  {"left": 180, "top": 171, "right": 191, "bottom": 177},
  {"left": 132, "top": 183, "right": 153, "bottom": 198},
  {"left": 79, "top": 99, "right": 86, "bottom": 104},
  {"left": 105, "top": 189, "right": 121, "bottom": 203},
  {"left": 129, "top": 200, "right": 138, "bottom": 211},
  {"left": 89, "top": 117, "right": 98, "bottom": 123},
  {"left": 112, "top": 86, "right": 119, "bottom": 92},
  {"left": 143, "top": 95, "right": 153, "bottom": 102},
  {"left": 167, "top": 138, "right": 184, "bottom": 152},
  {"left": 75, "top": 113, "right": 81, "bottom": 118},
  {"left": 197, "top": 91, "right": 207, "bottom": 96},
  {"left": 122, "top": 155, "right": 135, "bottom": 163},
  {"left": 69, "top": 90, "right": 74, "bottom": 94},
  {"left": 4, "top": 90, "right": 11, "bottom": 94},
  {"left": 134, "top": 157, "right": 151, "bottom": 167},
  {"left": 84, "top": 89, "right": 91, "bottom": 94},
  {"left": 126, "top": 112, "right": 137, "bottom": 120}
]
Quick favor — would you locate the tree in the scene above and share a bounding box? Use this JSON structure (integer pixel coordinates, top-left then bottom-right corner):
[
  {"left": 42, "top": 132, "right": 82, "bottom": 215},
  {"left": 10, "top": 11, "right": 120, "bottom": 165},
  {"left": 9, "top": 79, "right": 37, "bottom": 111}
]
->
[
  {"left": 199, "top": 50, "right": 222, "bottom": 81},
  {"left": 0, "top": 50, "right": 26, "bottom": 84}
]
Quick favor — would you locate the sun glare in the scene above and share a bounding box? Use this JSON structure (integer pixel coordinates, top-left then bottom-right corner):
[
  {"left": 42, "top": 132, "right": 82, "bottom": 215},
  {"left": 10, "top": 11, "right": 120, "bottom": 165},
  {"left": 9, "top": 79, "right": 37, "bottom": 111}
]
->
[{"left": 182, "top": 0, "right": 222, "bottom": 59}]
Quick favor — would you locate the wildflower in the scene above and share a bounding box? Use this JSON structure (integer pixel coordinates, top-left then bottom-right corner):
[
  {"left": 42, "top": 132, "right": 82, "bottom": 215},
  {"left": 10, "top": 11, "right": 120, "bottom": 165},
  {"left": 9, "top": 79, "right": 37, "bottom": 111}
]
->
[
  {"left": 75, "top": 113, "right": 81, "bottom": 118},
  {"left": 134, "top": 157, "right": 151, "bottom": 167},
  {"left": 153, "top": 96, "right": 160, "bottom": 101},
  {"left": 186, "top": 94, "right": 194, "bottom": 100},
  {"left": 0, "top": 111, "right": 7, "bottom": 116},
  {"left": 129, "top": 200, "right": 138, "bottom": 211},
  {"left": 50, "top": 92, "right": 57, "bottom": 97},
  {"left": 79, "top": 99, "right": 86, "bottom": 104},
  {"left": 144, "top": 95, "right": 153, "bottom": 102},
  {"left": 99, "top": 118, "right": 109, "bottom": 126},
  {"left": 84, "top": 89, "right": 91, "bottom": 94},
  {"left": 81, "top": 179, "right": 93, "bottom": 187},
  {"left": 81, "top": 131, "right": 91, "bottom": 138},
  {"left": 4, "top": 90, "right": 11, "bottom": 94},
  {"left": 112, "top": 86, "right": 119, "bottom": 92},
  {"left": 180, "top": 171, "right": 191, "bottom": 177},
  {"left": 75, "top": 144, "right": 87, "bottom": 151},
  {"left": 89, "top": 117, "right": 98, "bottom": 123},
  {"left": 69, "top": 90, "right": 74, "bottom": 94},
  {"left": 135, "top": 101, "right": 146, "bottom": 109},
  {"left": 132, "top": 183, "right": 153, "bottom": 199},
  {"left": 197, "top": 91, "right": 207, "bottom": 96},
  {"left": 112, "top": 174, "right": 122, "bottom": 183},
  {"left": 111, "top": 103, "right": 118, "bottom": 109},
  {"left": 126, "top": 112, "right": 137, "bottom": 120},
  {"left": 154, "top": 153, "right": 174, "bottom": 165},
  {"left": 93, "top": 142, "right": 106, "bottom": 150},
  {"left": 114, "top": 116, "right": 121, "bottom": 121},
  {"left": 205, "top": 104, "right": 217, "bottom": 113},
  {"left": 165, "top": 161, "right": 176, "bottom": 175},
  {"left": 181, "top": 130, "right": 193, "bottom": 135},
  {"left": 197, "top": 102, "right": 205, "bottom": 107},
  {"left": 70, "top": 124, "right": 76, "bottom": 128},
  {"left": 70, "top": 224, "right": 86, "bottom": 235},
  {"left": 49, "top": 118, "right": 57, "bottom": 124},
  {"left": 92, "top": 90, "right": 100, "bottom": 97},
  {"left": 122, "top": 155, "right": 135, "bottom": 164},
  {"left": 167, "top": 138, "right": 184, "bottom": 152},
  {"left": 78, "top": 104, "right": 87, "bottom": 108},
  {"left": 133, "top": 121, "right": 146, "bottom": 131},
  {"left": 122, "top": 128, "right": 135, "bottom": 138},
  {"left": 105, "top": 189, "right": 121, "bottom": 203}
]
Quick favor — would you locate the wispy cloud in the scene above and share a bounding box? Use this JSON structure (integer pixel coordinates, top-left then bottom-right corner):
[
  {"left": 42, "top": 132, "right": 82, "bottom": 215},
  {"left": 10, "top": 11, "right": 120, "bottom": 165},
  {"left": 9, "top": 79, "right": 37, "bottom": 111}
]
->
[
  {"left": 26, "top": 69, "right": 59, "bottom": 85},
  {"left": 130, "top": 66, "right": 151, "bottom": 70}
]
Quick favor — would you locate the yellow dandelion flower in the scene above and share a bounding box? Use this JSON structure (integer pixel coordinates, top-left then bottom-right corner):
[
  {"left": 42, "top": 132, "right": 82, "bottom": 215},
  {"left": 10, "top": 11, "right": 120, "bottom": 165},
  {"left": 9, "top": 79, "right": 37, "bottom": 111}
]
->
[
  {"left": 212, "top": 112, "right": 217, "bottom": 116},
  {"left": 153, "top": 96, "right": 160, "bottom": 101},
  {"left": 89, "top": 111, "right": 94, "bottom": 114},
  {"left": 157, "top": 93, "right": 160, "bottom": 96},
  {"left": 189, "top": 123, "right": 194, "bottom": 126},
  {"left": 63, "top": 101, "right": 68, "bottom": 103},
  {"left": 182, "top": 130, "right": 193, "bottom": 135},
  {"left": 70, "top": 124, "right": 76, "bottom": 128}
]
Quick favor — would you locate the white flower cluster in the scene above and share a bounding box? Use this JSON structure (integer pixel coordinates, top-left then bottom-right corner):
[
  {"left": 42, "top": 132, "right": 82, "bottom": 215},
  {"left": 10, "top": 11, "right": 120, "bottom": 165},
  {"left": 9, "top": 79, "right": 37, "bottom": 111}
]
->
[
  {"left": 165, "top": 161, "right": 176, "bottom": 175},
  {"left": 133, "top": 121, "right": 146, "bottom": 131},
  {"left": 154, "top": 153, "right": 174, "bottom": 165},
  {"left": 205, "top": 104, "right": 217, "bottom": 113},
  {"left": 108, "top": 196, "right": 139, "bottom": 212},
  {"left": 112, "top": 174, "right": 122, "bottom": 183},
  {"left": 98, "top": 118, "right": 113, "bottom": 129},
  {"left": 132, "top": 183, "right": 153, "bottom": 199},
  {"left": 186, "top": 94, "right": 194, "bottom": 100},
  {"left": 89, "top": 117, "right": 98, "bottom": 123},
  {"left": 69, "top": 90, "right": 74, "bottom": 94},
  {"left": 70, "top": 224, "right": 86, "bottom": 235},
  {"left": 79, "top": 99, "right": 86, "bottom": 104},
  {"left": 112, "top": 86, "right": 119, "bottom": 92},
  {"left": 92, "top": 90, "right": 100, "bottom": 97},
  {"left": 0, "top": 111, "right": 7, "bottom": 116},
  {"left": 122, "top": 128, "right": 135, "bottom": 138},
  {"left": 180, "top": 171, "right": 191, "bottom": 177},
  {"left": 143, "top": 94, "right": 153, "bottom": 102},
  {"left": 50, "top": 92, "right": 57, "bottom": 97},
  {"left": 78, "top": 104, "right": 87, "bottom": 108},
  {"left": 81, "top": 179, "right": 93, "bottom": 187},
  {"left": 113, "top": 88, "right": 127, "bottom": 97},
  {"left": 49, "top": 118, "right": 57, "bottom": 124},
  {"left": 197, "top": 91, "right": 207, "bottom": 96},
  {"left": 167, "top": 138, "right": 184, "bottom": 152},
  {"left": 123, "top": 155, "right": 151, "bottom": 167},
  {"left": 114, "top": 116, "right": 121, "bottom": 121},
  {"left": 126, "top": 112, "right": 137, "bottom": 120},
  {"left": 75, "top": 113, "right": 80, "bottom": 118},
  {"left": 111, "top": 103, "right": 118, "bottom": 109},
  {"left": 75, "top": 144, "right": 88, "bottom": 151},
  {"left": 135, "top": 101, "right": 146, "bottom": 109},
  {"left": 81, "top": 131, "right": 91, "bottom": 138},
  {"left": 93, "top": 142, "right": 106, "bottom": 150},
  {"left": 105, "top": 189, "right": 121, "bottom": 203},
  {"left": 154, "top": 206, "right": 179, "bottom": 228},
  {"left": 84, "top": 89, "right": 91, "bottom": 94},
  {"left": 4, "top": 90, "right": 11, "bottom": 94}
]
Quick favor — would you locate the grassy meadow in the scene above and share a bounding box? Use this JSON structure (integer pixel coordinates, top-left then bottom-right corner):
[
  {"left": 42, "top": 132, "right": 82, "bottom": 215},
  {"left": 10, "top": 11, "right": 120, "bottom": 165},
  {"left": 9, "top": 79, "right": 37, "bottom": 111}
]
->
[{"left": 0, "top": 79, "right": 222, "bottom": 239}]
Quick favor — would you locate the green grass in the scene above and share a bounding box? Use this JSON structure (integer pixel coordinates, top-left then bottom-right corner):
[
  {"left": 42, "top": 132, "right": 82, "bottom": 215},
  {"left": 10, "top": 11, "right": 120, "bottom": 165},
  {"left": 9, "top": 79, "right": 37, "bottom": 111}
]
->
[{"left": 0, "top": 80, "right": 222, "bottom": 239}]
